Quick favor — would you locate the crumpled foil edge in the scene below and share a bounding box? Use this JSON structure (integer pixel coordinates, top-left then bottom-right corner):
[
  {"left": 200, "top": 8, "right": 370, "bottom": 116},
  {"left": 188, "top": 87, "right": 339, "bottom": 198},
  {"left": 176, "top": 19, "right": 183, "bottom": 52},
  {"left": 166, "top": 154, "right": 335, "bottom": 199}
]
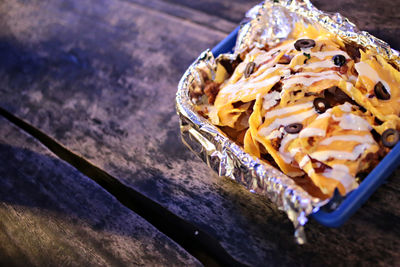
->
[
  {"left": 176, "top": 50, "right": 321, "bottom": 244},
  {"left": 236, "top": 0, "right": 400, "bottom": 66},
  {"left": 176, "top": 0, "right": 400, "bottom": 244}
]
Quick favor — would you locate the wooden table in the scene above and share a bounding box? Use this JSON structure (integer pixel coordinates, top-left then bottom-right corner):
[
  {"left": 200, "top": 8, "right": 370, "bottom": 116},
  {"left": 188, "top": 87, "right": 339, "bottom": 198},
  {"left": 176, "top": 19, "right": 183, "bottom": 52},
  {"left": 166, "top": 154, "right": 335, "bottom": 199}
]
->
[{"left": 0, "top": 0, "right": 399, "bottom": 266}]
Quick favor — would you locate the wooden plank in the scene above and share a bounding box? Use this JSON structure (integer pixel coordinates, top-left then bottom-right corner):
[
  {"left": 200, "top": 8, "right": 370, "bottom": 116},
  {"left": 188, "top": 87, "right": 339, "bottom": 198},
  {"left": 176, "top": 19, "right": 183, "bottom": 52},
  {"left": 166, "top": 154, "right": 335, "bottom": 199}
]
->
[
  {"left": 161, "top": 0, "right": 261, "bottom": 24},
  {"left": 0, "top": 0, "right": 399, "bottom": 265},
  {"left": 124, "top": 0, "right": 239, "bottom": 33},
  {"left": 0, "top": 117, "right": 201, "bottom": 266},
  {"left": 313, "top": 0, "right": 400, "bottom": 50}
]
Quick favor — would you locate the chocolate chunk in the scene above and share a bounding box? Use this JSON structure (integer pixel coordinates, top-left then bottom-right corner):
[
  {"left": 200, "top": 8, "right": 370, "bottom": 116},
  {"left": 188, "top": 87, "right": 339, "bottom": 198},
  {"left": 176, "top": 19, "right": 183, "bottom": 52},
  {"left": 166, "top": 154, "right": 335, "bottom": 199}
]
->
[
  {"left": 271, "top": 81, "right": 283, "bottom": 92},
  {"left": 382, "top": 128, "right": 399, "bottom": 148},
  {"left": 244, "top": 62, "right": 256, "bottom": 78},
  {"left": 345, "top": 43, "right": 361, "bottom": 61},
  {"left": 284, "top": 123, "right": 303, "bottom": 134},
  {"left": 217, "top": 55, "right": 242, "bottom": 75},
  {"left": 294, "top": 39, "right": 316, "bottom": 51},
  {"left": 271, "top": 137, "right": 282, "bottom": 150},
  {"left": 307, "top": 137, "right": 316, "bottom": 146},
  {"left": 203, "top": 81, "right": 220, "bottom": 105},
  {"left": 374, "top": 81, "right": 390, "bottom": 100},
  {"left": 339, "top": 65, "right": 348, "bottom": 74},
  {"left": 323, "top": 86, "right": 358, "bottom": 107},
  {"left": 232, "top": 101, "right": 246, "bottom": 108},
  {"left": 293, "top": 90, "right": 302, "bottom": 96},
  {"left": 278, "top": 54, "right": 292, "bottom": 64},
  {"left": 189, "top": 86, "right": 203, "bottom": 100},
  {"left": 313, "top": 97, "right": 330, "bottom": 113},
  {"left": 310, "top": 157, "right": 332, "bottom": 173}
]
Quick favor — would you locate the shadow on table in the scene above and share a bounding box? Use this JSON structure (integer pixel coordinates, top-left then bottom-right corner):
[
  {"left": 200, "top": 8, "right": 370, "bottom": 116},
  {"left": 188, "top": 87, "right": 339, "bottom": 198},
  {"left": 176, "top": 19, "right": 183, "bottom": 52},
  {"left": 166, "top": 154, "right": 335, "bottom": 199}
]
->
[
  {"left": 0, "top": 140, "right": 399, "bottom": 266},
  {"left": 0, "top": 141, "right": 163, "bottom": 238}
]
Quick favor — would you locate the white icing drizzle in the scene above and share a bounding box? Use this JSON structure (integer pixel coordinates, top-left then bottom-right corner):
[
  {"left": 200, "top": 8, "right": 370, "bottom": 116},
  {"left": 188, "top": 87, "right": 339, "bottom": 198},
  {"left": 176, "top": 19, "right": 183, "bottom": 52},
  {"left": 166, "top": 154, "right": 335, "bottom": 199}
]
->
[
  {"left": 289, "top": 147, "right": 301, "bottom": 157},
  {"left": 250, "top": 41, "right": 295, "bottom": 67},
  {"left": 339, "top": 113, "right": 372, "bottom": 131},
  {"left": 263, "top": 91, "right": 281, "bottom": 111},
  {"left": 310, "top": 143, "right": 370, "bottom": 161},
  {"left": 234, "top": 61, "right": 246, "bottom": 74},
  {"left": 265, "top": 102, "right": 313, "bottom": 119},
  {"left": 289, "top": 70, "right": 338, "bottom": 77},
  {"left": 299, "top": 155, "right": 310, "bottom": 168},
  {"left": 345, "top": 82, "right": 353, "bottom": 93},
  {"left": 252, "top": 65, "right": 286, "bottom": 82},
  {"left": 266, "top": 128, "right": 284, "bottom": 140},
  {"left": 293, "top": 59, "right": 336, "bottom": 71},
  {"left": 269, "top": 41, "right": 296, "bottom": 56},
  {"left": 234, "top": 48, "right": 277, "bottom": 77},
  {"left": 219, "top": 75, "right": 281, "bottom": 99},
  {"left": 254, "top": 54, "right": 278, "bottom": 70},
  {"left": 355, "top": 61, "right": 379, "bottom": 80},
  {"left": 281, "top": 68, "right": 291, "bottom": 79},
  {"left": 331, "top": 164, "right": 349, "bottom": 172},
  {"left": 216, "top": 41, "right": 381, "bottom": 194},
  {"left": 279, "top": 133, "right": 299, "bottom": 163},
  {"left": 300, "top": 46, "right": 312, "bottom": 54},
  {"left": 219, "top": 59, "right": 293, "bottom": 101},
  {"left": 246, "top": 75, "right": 282, "bottom": 91},
  {"left": 355, "top": 61, "right": 392, "bottom": 95},
  {"left": 348, "top": 76, "right": 357, "bottom": 83},
  {"left": 320, "top": 134, "right": 374, "bottom": 145},
  {"left": 322, "top": 164, "right": 357, "bottom": 193},
  {"left": 312, "top": 50, "right": 350, "bottom": 60},
  {"left": 299, "top": 127, "right": 326, "bottom": 138},
  {"left": 282, "top": 70, "right": 341, "bottom": 89},
  {"left": 315, "top": 109, "right": 332, "bottom": 119},
  {"left": 260, "top": 108, "right": 316, "bottom": 136}
]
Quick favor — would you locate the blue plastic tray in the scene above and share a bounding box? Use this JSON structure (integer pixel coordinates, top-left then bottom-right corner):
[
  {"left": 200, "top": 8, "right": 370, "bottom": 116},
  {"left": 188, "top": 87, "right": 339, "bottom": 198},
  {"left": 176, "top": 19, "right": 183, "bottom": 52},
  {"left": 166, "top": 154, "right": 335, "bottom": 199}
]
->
[{"left": 211, "top": 26, "right": 400, "bottom": 227}]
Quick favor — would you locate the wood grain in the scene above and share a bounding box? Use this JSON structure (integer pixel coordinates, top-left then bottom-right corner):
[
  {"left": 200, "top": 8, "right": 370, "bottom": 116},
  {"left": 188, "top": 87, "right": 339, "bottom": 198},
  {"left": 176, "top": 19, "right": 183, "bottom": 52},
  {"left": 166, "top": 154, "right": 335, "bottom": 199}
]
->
[
  {"left": 313, "top": 0, "right": 400, "bottom": 50},
  {"left": 0, "top": 0, "right": 399, "bottom": 266},
  {"left": 0, "top": 117, "right": 200, "bottom": 266}
]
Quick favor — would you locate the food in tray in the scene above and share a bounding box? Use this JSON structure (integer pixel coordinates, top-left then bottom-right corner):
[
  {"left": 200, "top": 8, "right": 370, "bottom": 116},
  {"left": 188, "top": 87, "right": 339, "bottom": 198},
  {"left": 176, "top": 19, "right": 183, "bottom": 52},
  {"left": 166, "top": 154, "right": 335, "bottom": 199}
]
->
[{"left": 191, "top": 23, "right": 400, "bottom": 198}]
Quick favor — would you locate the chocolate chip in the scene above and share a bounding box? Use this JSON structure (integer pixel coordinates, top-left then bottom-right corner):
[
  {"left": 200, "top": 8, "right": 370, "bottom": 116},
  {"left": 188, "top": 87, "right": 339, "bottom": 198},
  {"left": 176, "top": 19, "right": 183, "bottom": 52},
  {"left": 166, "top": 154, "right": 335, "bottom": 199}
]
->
[
  {"left": 204, "top": 81, "right": 220, "bottom": 105},
  {"left": 332, "top": 55, "right": 346, "bottom": 66},
  {"left": 278, "top": 54, "right": 292, "bottom": 64},
  {"left": 244, "top": 62, "right": 256, "bottom": 78},
  {"left": 284, "top": 123, "right": 303, "bottom": 134},
  {"left": 345, "top": 43, "right": 361, "bottom": 61},
  {"left": 382, "top": 128, "right": 399, "bottom": 148},
  {"left": 307, "top": 137, "right": 315, "bottom": 146},
  {"left": 339, "top": 65, "right": 348, "bottom": 74},
  {"left": 271, "top": 81, "right": 283, "bottom": 92},
  {"left": 323, "top": 86, "right": 358, "bottom": 107},
  {"left": 217, "top": 55, "right": 242, "bottom": 75},
  {"left": 313, "top": 97, "right": 330, "bottom": 113},
  {"left": 374, "top": 81, "right": 390, "bottom": 100},
  {"left": 294, "top": 39, "right": 316, "bottom": 51}
]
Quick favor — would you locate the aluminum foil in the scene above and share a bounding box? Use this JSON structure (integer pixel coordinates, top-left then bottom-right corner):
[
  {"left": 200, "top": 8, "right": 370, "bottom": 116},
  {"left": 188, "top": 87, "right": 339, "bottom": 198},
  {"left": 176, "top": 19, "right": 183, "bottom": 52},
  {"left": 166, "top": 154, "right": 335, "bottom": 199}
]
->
[{"left": 176, "top": 0, "right": 400, "bottom": 244}]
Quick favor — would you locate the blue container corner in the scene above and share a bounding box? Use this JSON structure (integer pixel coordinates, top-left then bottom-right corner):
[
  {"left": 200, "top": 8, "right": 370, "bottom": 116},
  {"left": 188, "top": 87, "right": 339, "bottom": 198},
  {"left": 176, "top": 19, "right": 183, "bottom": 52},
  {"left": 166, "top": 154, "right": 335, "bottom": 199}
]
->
[{"left": 209, "top": 27, "right": 400, "bottom": 227}]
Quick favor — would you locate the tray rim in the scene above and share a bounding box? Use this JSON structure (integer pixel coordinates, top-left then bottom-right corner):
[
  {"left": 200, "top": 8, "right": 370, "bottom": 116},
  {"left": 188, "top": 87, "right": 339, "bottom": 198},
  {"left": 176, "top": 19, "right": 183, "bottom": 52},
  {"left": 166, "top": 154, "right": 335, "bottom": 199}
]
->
[{"left": 210, "top": 26, "right": 400, "bottom": 227}]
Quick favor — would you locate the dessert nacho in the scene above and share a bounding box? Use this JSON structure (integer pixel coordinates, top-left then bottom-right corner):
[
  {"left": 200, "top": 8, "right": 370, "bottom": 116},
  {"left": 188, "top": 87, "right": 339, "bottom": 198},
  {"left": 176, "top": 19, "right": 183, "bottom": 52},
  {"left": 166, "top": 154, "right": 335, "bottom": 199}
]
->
[{"left": 192, "top": 23, "right": 400, "bottom": 198}]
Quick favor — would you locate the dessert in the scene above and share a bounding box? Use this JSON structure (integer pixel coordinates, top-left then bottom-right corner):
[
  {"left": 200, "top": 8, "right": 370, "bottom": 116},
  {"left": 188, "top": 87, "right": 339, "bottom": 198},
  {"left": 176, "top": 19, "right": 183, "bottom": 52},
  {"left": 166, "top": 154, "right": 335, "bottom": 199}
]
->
[{"left": 192, "top": 23, "right": 400, "bottom": 198}]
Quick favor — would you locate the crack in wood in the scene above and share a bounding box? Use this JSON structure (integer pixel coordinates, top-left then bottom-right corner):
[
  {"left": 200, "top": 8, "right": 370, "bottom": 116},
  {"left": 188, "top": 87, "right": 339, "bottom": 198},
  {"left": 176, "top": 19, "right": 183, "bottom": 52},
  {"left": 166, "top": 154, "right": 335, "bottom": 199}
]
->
[
  {"left": 0, "top": 106, "right": 247, "bottom": 267},
  {"left": 121, "top": 0, "right": 238, "bottom": 34}
]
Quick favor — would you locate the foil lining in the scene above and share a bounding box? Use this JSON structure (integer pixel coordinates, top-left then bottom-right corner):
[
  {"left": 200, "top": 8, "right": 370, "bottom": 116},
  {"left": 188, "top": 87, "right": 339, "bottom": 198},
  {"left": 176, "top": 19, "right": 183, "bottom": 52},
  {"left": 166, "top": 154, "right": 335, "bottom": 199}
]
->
[{"left": 176, "top": 0, "right": 400, "bottom": 244}]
